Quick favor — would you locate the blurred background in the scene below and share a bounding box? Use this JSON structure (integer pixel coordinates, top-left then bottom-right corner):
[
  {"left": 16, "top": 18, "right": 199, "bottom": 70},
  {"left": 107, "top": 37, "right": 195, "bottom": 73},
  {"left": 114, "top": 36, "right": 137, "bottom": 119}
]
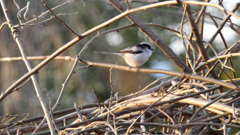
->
[{"left": 0, "top": 0, "right": 239, "bottom": 117}]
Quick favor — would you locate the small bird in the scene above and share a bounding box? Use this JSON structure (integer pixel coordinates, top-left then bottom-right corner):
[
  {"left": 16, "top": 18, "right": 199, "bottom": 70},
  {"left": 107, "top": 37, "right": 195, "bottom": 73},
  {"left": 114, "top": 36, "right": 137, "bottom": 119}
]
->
[{"left": 98, "top": 42, "right": 153, "bottom": 67}]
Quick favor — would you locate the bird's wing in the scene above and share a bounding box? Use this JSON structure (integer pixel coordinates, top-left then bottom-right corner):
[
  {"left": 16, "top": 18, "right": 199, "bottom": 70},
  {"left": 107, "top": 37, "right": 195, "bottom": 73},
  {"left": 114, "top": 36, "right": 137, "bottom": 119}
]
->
[
  {"left": 119, "top": 45, "right": 143, "bottom": 54},
  {"left": 119, "top": 45, "right": 139, "bottom": 53}
]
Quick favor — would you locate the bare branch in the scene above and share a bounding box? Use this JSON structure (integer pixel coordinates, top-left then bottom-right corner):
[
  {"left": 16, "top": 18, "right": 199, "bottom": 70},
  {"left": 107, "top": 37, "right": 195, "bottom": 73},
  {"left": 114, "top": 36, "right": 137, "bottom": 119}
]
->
[{"left": 79, "top": 59, "right": 239, "bottom": 90}]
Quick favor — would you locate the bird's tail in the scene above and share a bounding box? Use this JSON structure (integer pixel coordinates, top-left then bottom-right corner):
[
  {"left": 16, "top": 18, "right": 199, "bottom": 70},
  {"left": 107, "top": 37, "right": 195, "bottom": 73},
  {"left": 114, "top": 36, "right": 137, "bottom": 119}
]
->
[{"left": 95, "top": 51, "right": 122, "bottom": 56}]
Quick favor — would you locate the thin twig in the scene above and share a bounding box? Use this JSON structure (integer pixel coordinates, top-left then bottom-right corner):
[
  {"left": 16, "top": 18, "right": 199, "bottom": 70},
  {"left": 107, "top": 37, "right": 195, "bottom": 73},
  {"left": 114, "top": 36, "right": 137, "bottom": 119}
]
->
[
  {"left": 0, "top": 22, "right": 9, "bottom": 32},
  {"left": 92, "top": 89, "right": 101, "bottom": 109},
  {"left": 41, "top": 0, "right": 80, "bottom": 37}
]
